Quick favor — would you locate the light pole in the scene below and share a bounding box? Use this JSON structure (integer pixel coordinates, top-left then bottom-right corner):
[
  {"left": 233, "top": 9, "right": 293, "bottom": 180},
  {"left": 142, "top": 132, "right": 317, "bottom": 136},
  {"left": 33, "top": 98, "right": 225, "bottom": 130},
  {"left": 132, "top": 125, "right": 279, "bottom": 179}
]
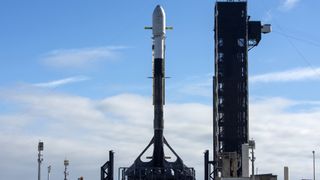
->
[
  {"left": 38, "top": 141, "right": 44, "bottom": 180},
  {"left": 313, "top": 151, "right": 315, "bottom": 180},
  {"left": 47, "top": 165, "right": 51, "bottom": 180},
  {"left": 64, "top": 159, "right": 69, "bottom": 180},
  {"left": 249, "top": 140, "right": 256, "bottom": 180}
]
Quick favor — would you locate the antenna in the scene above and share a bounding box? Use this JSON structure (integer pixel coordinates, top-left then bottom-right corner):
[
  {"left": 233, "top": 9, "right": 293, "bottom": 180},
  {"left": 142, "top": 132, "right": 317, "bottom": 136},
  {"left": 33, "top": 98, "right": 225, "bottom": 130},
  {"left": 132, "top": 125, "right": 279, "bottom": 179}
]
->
[
  {"left": 47, "top": 165, "right": 51, "bottom": 180},
  {"left": 249, "top": 140, "right": 256, "bottom": 179}
]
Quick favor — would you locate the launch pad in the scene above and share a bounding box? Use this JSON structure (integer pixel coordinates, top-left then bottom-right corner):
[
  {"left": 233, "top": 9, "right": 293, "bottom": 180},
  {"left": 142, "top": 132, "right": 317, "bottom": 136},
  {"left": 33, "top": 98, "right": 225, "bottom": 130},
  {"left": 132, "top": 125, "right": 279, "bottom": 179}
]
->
[
  {"left": 101, "top": 1, "right": 270, "bottom": 180},
  {"left": 102, "top": 5, "right": 196, "bottom": 180}
]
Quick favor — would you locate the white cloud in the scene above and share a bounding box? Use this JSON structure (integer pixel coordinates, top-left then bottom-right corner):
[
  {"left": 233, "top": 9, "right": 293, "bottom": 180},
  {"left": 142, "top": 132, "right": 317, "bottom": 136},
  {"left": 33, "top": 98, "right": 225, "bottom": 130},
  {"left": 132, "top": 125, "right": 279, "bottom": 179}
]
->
[
  {"left": 250, "top": 97, "right": 320, "bottom": 179},
  {"left": 42, "top": 46, "right": 125, "bottom": 68},
  {"left": 281, "top": 0, "right": 301, "bottom": 10},
  {"left": 33, "top": 76, "right": 89, "bottom": 88},
  {"left": 1, "top": 88, "right": 320, "bottom": 180},
  {"left": 250, "top": 67, "right": 320, "bottom": 83},
  {"left": 0, "top": 89, "right": 211, "bottom": 180}
]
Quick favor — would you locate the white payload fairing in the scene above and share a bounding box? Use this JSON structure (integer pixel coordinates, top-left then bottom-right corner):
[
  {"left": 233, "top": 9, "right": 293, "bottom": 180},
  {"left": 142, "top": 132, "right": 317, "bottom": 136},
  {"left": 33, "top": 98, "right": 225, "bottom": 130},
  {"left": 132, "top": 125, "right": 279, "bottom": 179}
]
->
[{"left": 152, "top": 5, "right": 166, "bottom": 60}]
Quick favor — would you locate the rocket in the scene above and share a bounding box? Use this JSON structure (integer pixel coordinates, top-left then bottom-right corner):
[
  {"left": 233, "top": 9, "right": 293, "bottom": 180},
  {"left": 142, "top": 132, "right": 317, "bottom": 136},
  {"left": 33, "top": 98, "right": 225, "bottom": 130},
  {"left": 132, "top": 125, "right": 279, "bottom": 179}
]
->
[
  {"left": 124, "top": 5, "right": 195, "bottom": 179},
  {"left": 143, "top": 4, "right": 173, "bottom": 167},
  {"left": 151, "top": 4, "right": 166, "bottom": 167}
]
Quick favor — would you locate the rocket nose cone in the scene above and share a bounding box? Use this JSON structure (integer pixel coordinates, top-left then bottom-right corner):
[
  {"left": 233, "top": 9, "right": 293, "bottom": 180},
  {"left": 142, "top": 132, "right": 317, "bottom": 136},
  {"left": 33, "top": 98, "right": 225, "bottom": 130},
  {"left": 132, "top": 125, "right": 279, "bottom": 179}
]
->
[
  {"left": 152, "top": 5, "right": 166, "bottom": 36},
  {"left": 153, "top": 5, "right": 165, "bottom": 18}
]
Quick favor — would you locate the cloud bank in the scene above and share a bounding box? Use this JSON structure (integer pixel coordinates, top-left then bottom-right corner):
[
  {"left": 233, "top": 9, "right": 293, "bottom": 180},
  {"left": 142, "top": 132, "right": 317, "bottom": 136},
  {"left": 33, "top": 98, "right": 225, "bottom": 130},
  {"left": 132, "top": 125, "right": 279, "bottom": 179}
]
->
[
  {"left": 0, "top": 88, "right": 319, "bottom": 180},
  {"left": 0, "top": 90, "right": 211, "bottom": 180},
  {"left": 251, "top": 67, "right": 320, "bottom": 83}
]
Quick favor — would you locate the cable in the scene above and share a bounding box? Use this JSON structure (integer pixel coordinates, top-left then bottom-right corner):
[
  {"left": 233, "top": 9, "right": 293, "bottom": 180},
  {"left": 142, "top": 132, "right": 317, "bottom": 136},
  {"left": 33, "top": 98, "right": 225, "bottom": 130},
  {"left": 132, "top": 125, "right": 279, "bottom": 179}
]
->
[
  {"left": 259, "top": 0, "right": 320, "bottom": 77},
  {"left": 272, "top": 20, "right": 320, "bottom": 78},
  {"left": 273, "top": 30, "right": 320, "bottom": 48}
]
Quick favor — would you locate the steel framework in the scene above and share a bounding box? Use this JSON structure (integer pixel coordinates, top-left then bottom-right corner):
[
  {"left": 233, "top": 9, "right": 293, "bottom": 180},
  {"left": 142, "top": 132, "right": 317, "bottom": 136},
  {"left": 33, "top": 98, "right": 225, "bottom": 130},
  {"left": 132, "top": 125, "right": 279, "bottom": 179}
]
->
[{"left": 208, "top": 1, "right": 264, "bottom": 179}]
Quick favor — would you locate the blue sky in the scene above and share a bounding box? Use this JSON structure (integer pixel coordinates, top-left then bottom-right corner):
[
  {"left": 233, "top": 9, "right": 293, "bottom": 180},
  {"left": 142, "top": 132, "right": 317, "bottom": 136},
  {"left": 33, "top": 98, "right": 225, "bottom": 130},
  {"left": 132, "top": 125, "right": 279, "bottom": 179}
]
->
[{"left": 1, "top": 0, "right": 320, "bottom": 180}]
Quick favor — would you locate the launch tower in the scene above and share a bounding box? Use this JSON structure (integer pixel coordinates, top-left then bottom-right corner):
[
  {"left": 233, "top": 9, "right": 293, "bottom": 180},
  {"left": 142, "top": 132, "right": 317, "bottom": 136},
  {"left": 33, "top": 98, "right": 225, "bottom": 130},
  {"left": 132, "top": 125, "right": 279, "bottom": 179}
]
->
[{"left": 206, "top": 0, "right": 270, "bottom": 179}]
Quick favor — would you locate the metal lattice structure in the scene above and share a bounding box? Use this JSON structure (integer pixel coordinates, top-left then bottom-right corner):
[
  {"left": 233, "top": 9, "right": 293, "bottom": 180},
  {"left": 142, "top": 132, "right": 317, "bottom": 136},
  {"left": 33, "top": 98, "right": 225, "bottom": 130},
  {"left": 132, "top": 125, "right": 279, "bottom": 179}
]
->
[
  {"left": 214, "top": 1, "right": 249, "bottom": 157},
  {"left": 214, "top": 2, "right": 249, "bottom": 177},
  {"left": 211, "top": 0, "right": 267, "bottom": 179}
]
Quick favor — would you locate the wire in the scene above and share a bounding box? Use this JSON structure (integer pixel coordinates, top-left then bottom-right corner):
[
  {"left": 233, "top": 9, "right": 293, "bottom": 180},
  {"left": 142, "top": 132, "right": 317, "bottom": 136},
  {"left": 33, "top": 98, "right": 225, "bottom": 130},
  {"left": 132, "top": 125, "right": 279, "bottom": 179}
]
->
[
  {"left": 273, "top": 21, "right": 313, "bottom": 65},
  {"left": 259, "top": 0, "right": 320, "bottom": 74},
  {"left": 272, "top": 20, "right": 320, "bottom": 78},
  {"left": 273, "top": 30, "right": 320, "bottom": 48}
]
